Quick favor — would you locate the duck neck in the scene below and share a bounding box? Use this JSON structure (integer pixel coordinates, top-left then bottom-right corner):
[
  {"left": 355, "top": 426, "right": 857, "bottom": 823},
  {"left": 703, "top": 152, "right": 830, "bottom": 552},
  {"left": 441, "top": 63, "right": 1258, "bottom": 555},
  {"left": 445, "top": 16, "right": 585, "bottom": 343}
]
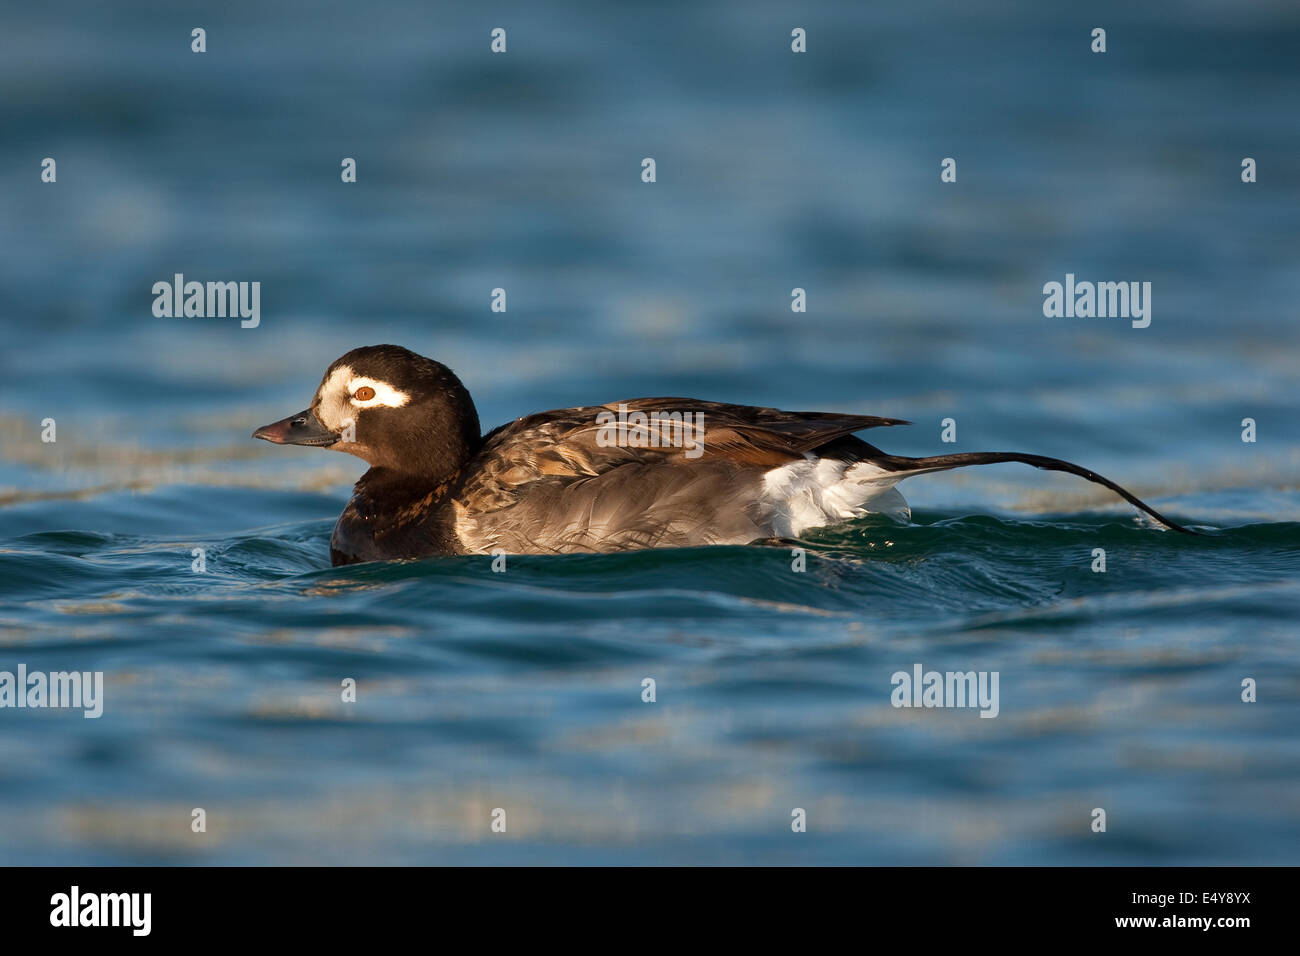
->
[{"left": 354, "top": 449, "right": 477, "bottom": 513}]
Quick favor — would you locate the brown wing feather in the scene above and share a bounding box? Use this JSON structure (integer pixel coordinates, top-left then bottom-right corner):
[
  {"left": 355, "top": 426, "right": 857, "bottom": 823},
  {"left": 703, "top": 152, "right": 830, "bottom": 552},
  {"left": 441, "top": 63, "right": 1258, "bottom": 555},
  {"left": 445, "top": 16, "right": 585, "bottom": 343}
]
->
[
  {"left": 612, "top": 398, "right": 908, "bottom": 455},
  {"left": 463, "top": 399, "right": 906, "bottom": 500}
]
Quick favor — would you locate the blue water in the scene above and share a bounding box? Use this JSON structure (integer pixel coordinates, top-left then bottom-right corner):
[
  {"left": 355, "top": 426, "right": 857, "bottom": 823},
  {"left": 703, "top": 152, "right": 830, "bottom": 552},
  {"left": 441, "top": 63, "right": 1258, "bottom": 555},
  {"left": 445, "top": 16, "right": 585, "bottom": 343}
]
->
[{"left": 1, "top": 0, "right": 1298, "bottom": 864}]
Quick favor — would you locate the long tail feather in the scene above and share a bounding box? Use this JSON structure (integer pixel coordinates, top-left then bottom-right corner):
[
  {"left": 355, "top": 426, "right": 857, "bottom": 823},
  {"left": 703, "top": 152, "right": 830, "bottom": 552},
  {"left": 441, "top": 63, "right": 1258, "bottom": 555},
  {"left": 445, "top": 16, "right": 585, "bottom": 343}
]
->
[{"left": 873, "top": 451, "right": 1199, "bottom": 535}]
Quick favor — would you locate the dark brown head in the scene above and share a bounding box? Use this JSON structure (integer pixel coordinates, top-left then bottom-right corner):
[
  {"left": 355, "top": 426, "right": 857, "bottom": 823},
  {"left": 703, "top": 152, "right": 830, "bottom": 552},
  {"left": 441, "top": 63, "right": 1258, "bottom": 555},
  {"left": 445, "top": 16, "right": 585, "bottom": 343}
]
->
[{"left": 253, "top": 345, "right": 481, "bottom": 482}]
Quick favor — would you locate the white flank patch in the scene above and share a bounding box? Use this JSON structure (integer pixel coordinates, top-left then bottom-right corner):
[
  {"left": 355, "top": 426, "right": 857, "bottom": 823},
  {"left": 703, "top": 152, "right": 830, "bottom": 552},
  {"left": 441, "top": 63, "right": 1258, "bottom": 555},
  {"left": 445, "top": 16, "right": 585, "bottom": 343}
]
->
[
  {"left": 314, "top": 364, "right": 410, "bottom": 431},
  {"left": 760, "top": 458, "right": 910, "bottom": 537}
]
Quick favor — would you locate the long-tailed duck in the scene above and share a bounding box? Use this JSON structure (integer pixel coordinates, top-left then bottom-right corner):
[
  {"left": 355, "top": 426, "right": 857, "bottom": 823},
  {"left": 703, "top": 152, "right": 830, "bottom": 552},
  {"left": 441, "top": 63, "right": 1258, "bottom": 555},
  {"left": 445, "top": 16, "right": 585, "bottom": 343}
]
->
[{"left": 253, "top": 345, "right": 1196, "bottom": 565}]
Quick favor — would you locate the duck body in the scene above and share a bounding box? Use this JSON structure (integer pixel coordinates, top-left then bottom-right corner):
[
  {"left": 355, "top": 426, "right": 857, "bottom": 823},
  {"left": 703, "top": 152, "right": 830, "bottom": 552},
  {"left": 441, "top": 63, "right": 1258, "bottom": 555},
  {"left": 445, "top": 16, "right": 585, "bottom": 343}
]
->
[
  {"left": 332, "top": 399, "right": 911, "bottom": 563},
  {"left": 253, "top": 345, "right": 1195, "bottom": 566}
]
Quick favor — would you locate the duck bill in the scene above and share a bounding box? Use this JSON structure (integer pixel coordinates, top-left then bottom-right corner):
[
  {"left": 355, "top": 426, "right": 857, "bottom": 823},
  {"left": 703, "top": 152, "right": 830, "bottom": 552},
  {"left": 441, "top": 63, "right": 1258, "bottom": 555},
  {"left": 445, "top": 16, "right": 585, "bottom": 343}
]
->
[{"left": 252, "top": 408, "right": 339, "bottom": 447}]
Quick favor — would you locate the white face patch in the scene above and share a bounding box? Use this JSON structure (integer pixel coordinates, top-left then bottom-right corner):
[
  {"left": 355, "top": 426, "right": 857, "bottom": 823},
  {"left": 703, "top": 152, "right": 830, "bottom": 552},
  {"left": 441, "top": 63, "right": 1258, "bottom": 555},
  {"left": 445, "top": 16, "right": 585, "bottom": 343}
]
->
[
  {"left": 314, "top": 364, "right": 410, "bottom": 432},
  {"left": 346, "top": 375, "right": 410, "bottom": 409}
]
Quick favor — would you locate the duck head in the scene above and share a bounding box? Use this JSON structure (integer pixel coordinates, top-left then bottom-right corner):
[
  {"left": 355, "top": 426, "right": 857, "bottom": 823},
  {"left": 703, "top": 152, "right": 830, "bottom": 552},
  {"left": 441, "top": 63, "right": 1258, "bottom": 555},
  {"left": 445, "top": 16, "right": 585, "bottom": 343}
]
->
[{"left": 253, "top": 345, "right": 481, "bottom": 481}]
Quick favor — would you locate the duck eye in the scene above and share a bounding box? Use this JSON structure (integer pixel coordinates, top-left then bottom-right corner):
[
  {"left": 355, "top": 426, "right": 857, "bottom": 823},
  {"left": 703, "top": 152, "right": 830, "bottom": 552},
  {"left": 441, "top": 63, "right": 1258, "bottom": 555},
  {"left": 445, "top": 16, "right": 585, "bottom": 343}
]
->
[{"left": 354, "top": 386, "right": 376, "bottom": 402}]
